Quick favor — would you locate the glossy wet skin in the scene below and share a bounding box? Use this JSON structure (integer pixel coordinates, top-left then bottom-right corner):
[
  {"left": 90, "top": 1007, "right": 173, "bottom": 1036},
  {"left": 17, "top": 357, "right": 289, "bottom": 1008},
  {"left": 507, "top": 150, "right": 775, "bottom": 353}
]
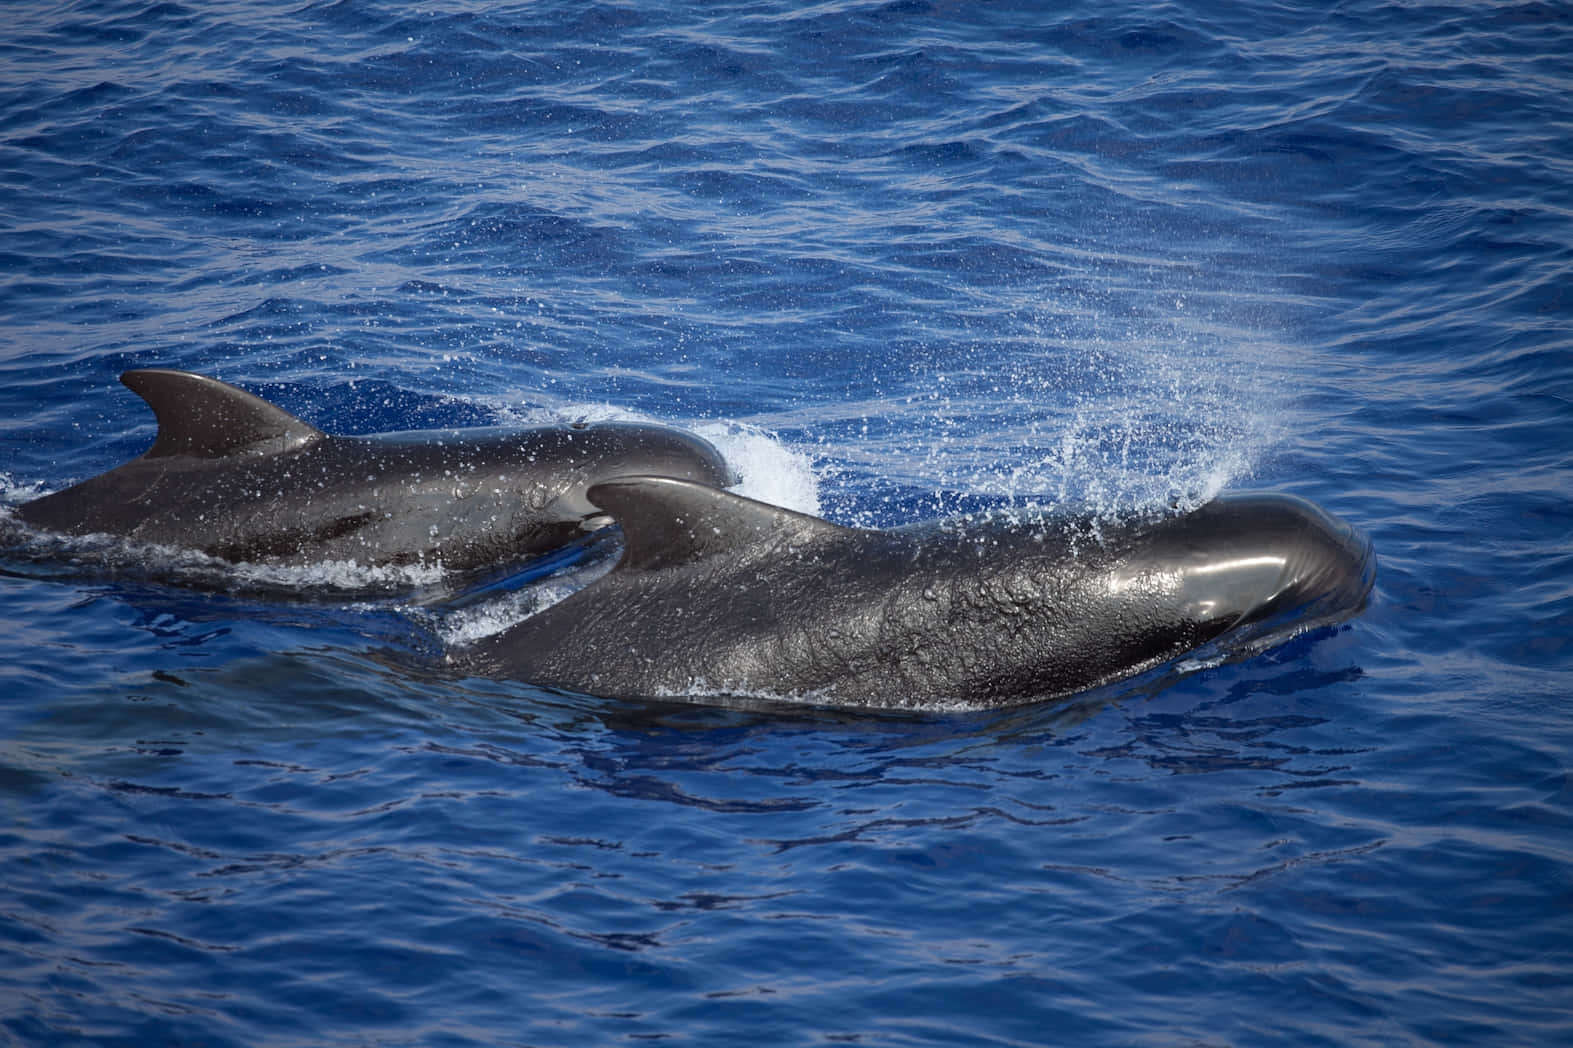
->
[
  {"left": 17, "top": 370, "right": 733, "bottom": 577},
  {"left": 468, "top": 478, "right": 1375, "bottom": 709}
]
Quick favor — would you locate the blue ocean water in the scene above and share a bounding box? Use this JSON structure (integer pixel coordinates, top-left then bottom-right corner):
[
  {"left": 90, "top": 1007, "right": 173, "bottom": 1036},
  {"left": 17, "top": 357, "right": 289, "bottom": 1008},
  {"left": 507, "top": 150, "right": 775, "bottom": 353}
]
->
[{"left": 2, "top": 0, "right": 1571, "bottom": 1044}]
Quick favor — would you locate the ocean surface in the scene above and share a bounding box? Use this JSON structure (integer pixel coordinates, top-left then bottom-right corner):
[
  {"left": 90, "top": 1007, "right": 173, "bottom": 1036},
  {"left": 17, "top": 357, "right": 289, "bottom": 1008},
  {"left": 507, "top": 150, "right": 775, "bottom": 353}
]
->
[{"left": 2, "top": 0, "right": 1571, "bottom": 1044}]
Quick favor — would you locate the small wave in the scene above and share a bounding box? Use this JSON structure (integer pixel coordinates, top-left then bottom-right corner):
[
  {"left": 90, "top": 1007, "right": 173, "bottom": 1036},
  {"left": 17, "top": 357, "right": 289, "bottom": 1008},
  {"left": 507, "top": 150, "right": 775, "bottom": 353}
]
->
[
  {"left": 226, "top": 555, "right": 449, "bottom": 595},
  {"left": 429, "top": 543, "right": 621, "bottom": 648},
  {"left": 433, "top": 575, "right": 587, "bottom": 648},
  {"left": 694, "top": 420, "right": 820, "bottom": 515},
  {"left": 0, "top": 511, "right": 451, "bottom": 599},
  {"left": 481, "top": 394, "right": 823, "bottom": 515},
  {"left": 0, "top": 473, "right": 52, "bottom": 504}
]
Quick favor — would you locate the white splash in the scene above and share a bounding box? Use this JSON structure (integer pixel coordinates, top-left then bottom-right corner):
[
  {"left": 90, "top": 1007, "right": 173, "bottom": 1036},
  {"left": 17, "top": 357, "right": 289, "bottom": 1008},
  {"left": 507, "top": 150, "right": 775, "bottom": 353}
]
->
[
  {"left": 0, "top": 473, "right": 51, "bottom": 504},
  {"left": 430, "top": 553, "right": 619, "bottom": 646},
  {"left": 484, "top": 395, "right": 821, "bottom": 515},
  {"left": 694, "top": 420, "right": 820, "bottom": 515},
  {"left": 227, "top": 555, "right": 449, "bottom": 594}
]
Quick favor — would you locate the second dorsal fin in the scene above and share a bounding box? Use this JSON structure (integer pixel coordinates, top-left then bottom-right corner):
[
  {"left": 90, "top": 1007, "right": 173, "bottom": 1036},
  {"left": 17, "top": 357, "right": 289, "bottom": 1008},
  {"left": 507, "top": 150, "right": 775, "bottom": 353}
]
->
[
  {"left": 122, "top": 369, "right": 324, "bottom": 460},
  {"left": 587, "top": 476, "right": 851, "bottom": 572}
]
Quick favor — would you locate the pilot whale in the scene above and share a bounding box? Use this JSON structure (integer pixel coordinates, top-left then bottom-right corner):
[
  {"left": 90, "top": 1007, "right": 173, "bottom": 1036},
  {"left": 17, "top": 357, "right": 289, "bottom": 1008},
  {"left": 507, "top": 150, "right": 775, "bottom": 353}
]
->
[
  {"left": 462, "top": 477, "right": 1374, "bottom": 709},
  {"left": 15, "top": 369, "right": 731, "bottom": 578}
]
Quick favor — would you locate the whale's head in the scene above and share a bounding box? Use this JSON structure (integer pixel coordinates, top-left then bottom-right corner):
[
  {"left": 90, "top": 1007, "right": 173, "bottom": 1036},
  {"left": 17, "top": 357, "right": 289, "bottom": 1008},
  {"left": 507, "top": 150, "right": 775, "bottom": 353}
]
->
[
  {"left": 1120, "top": 492, "right": 1376, "bottom": 646},
  {"left": 535, "top": 423, "right": 735, "bottom": 523}
]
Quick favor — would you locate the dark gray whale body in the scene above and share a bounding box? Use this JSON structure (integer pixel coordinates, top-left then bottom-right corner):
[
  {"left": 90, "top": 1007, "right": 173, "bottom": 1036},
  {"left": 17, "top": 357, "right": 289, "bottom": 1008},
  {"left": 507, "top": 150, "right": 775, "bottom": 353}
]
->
[
  {"left": 16, "top": 370, "right": 731, "bottom": 578},
  {"left": 465, "top": 477, "right": 1374, "bottom": 709}
]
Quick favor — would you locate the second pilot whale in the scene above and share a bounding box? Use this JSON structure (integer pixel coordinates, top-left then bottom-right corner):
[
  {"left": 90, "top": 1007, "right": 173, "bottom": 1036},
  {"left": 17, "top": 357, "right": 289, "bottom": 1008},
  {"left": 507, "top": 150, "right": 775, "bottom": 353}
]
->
[{"left": 15, "top": 369, "right": 732, "bottom": 580}]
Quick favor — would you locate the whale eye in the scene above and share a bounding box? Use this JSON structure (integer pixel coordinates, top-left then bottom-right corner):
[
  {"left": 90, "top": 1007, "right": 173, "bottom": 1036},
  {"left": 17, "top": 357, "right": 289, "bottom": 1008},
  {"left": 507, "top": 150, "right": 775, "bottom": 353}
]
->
[{"left": 570, "top": 421, "right": 589, "bottom": 431}]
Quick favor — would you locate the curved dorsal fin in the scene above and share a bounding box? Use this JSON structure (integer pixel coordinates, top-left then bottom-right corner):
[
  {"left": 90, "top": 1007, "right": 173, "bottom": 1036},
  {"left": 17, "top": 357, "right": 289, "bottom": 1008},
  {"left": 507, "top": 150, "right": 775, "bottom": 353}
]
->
[
  {"left": 121, "top": 369, "right": 324, "bottom": 459},
  {"left": 587, "top": 476, "right": 851, "bottom": 572}
]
